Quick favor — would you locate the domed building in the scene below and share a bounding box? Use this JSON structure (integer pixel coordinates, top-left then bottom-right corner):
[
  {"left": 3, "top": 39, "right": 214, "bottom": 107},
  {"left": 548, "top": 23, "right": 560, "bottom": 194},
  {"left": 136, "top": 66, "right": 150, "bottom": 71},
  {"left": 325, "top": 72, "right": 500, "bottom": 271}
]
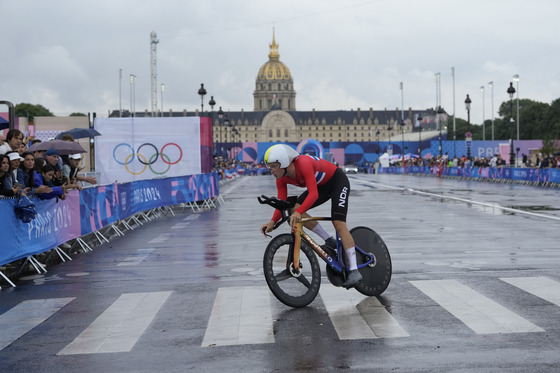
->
[
  {"left": 113, "top": 29, "right": 446, "bottom": 164},
  {"left": 253, "top": 29, "right": 296, "bottom": 111}
]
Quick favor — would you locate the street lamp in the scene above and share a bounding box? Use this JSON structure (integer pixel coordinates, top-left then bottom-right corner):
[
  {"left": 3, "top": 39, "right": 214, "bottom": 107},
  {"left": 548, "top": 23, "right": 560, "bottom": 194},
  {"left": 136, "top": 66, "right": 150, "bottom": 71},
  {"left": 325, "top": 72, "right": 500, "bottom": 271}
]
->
[
  {"left": 129, "top": 74, "right": 136, "bottom": 117},
  {"left": 160, "top": 83, "right": 165, "bottom": 117},
  {"left": 488, "top": 81, "right": 494, "bottom": 140},
  {"left": 198, "top": 83, "right": 207, "bottom": 115},
  {"left": 480, "top": 85, "right": 485, "bottom": 141},
  {"left": 217, "top": 107, "right": 224, "bottom": 158},
  {"left": 387, "top": 122, "right": 393, "bottom": 155},
  {"left": 375, "top": 128, "right": 380, "bottom": 155},
  {"left": 507, "top": 82, "right": 516, "bottom": 166},
  {"left": 465, "top": 94, "right": 472, "bottom": 159},
  {"left": 223, "top": 115, "right": 230, "bottom": 160},
  {"left": 437, "top": 106, "right": 444, "bottom": 156},
  {"left": 417, "top": 113, "right": 423, "bottom": 156},
  {"left": 400, "top": 120, "right": 405, "bottom": 163},
  {"left": 513, "top": 74, "right": 520, "bottom": 141},
  {"left": 209, "top": 96, "right": 216, "bottom": 154}
]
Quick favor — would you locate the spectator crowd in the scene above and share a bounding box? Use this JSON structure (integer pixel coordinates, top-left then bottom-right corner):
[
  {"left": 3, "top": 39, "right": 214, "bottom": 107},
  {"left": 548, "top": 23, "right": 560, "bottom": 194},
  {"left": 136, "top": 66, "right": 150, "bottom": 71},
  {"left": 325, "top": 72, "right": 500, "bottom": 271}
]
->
[{"left": 0, "top": 129, "right": 97, "bottom": 200}]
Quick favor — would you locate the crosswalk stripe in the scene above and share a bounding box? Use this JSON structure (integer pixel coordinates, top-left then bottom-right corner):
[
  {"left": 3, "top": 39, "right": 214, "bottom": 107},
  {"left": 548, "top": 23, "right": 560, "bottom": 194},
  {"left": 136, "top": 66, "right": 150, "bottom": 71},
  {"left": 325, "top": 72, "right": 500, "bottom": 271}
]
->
[
  {"left": 57, "top": 291, "right": 171, "bottom": 355},
  {"left": 0, "top": 298, "right": 75, "bottom": 351},
  {"left": 410, "top": 279, "right": 544, "bottom": 334},
  {"left": 320, "top": 284, "right": 409, "bottom": 339},
  {"left": 500, "top": 277, "right": 560, "bottom": 306},
  {"left": 202, "top": 286, "right": 274, "bottom": 347},
  {"left": 117, "top": 248, "right": 156, "bottom": 266},
  {"left": 147, "top": 234, "right": 170, "bottom": 244}
]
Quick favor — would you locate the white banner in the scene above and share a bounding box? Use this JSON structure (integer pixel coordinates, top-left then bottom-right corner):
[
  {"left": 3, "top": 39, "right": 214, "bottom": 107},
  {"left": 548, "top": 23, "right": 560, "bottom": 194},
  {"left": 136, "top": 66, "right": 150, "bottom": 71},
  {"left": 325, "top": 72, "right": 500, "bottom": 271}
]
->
[{"left": 94, "top": 117, "right": 201, "bottom": 184}]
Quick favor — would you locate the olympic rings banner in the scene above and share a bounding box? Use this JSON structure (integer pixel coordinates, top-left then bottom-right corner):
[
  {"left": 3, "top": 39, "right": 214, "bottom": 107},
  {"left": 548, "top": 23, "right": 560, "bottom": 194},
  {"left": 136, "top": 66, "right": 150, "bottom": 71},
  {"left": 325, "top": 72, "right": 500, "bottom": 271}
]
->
[{"left": 94, "top": 116, "right": 212, "bottom": 185}]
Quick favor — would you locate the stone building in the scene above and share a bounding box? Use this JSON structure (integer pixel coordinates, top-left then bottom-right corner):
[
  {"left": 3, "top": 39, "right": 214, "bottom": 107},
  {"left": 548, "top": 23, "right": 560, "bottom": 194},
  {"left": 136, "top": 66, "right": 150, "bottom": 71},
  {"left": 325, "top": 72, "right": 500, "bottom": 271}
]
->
[{"left": 110, "top": 30, "right": 446, "bottom": 163}]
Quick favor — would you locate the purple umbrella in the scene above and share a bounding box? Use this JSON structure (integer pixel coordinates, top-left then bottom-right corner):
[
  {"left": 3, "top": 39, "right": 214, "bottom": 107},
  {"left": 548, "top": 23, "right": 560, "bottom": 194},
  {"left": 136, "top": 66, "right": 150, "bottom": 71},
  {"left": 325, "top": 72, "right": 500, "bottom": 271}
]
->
[{"left": 27, "top": 140, "right": 86, "bottom": 155}]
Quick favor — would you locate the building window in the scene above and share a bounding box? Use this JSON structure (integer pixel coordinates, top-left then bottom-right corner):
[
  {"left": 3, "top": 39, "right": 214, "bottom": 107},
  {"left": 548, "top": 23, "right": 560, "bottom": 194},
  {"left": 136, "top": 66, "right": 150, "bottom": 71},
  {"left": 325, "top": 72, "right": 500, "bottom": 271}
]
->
[
  {"left": 285, "top": 129, "right": 289, "bottom": 137},
  {"left": 277, "top": 129, "right": 281, "bottom": 137},
  {"left": 278, "top": 83, "right": 281, "bottom": 90},
  {"left": 269, "top": 129, "right": 273, "bottom": 137}
]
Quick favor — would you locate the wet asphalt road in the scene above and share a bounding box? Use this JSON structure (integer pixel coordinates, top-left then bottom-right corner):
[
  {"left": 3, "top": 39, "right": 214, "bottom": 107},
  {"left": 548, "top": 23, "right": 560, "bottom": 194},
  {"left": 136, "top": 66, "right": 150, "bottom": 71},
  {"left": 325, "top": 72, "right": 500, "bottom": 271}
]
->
[{"left": 1, "top": 173, "right": 560, "bottom": 372}]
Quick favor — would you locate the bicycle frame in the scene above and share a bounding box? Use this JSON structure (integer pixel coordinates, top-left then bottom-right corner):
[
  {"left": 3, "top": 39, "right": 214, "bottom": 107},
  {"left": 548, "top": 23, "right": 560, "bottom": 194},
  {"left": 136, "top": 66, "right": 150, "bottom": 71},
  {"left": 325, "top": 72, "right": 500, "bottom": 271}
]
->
[{"left": 292, "top": 217, "right": 375, "bottom": 274}]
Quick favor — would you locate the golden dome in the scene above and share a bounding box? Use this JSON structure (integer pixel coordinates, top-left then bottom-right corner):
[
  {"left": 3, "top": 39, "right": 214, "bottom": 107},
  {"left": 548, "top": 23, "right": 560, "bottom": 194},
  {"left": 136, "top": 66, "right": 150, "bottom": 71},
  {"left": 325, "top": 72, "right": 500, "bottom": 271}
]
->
[{"left": 257, "top": 29, "right": 292, "bottom": 81}]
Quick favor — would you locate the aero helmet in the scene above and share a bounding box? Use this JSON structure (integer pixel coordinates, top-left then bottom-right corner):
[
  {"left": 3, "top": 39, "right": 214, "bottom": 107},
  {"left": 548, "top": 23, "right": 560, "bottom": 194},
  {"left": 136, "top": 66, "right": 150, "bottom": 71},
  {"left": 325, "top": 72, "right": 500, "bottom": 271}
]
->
[{"left": 264, "top": 144, "right": 299, "bottom": 168}]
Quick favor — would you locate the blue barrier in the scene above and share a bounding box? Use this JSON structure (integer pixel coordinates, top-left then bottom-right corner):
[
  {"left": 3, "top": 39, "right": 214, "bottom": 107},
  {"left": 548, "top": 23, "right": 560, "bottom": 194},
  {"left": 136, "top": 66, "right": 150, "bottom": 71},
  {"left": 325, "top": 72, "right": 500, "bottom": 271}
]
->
[
  {"left": 379, "top": 166, "right": 560, "bottom": 184},
  {"left": 0, "top": 172, "right": 219, "bottom": 267}
]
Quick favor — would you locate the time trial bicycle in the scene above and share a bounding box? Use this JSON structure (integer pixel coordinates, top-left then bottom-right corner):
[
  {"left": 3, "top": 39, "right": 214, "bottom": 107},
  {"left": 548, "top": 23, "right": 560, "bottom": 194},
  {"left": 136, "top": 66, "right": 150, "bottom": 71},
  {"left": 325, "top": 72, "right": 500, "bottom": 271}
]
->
[{"left": 258, "top": 195, "right": 392, "bottom": 308}]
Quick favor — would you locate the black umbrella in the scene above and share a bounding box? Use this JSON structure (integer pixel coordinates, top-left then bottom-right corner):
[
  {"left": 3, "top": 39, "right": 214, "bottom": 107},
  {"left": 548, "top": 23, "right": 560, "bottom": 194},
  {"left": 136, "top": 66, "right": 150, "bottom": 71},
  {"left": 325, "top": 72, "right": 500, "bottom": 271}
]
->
[{"left": 55, "top": 127, "right": 101, "bottom": 140}]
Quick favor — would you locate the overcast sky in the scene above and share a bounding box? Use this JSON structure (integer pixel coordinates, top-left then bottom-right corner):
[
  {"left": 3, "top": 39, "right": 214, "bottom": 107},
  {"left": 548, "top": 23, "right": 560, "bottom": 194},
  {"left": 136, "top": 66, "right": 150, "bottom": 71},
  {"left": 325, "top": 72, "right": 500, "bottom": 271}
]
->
[{"left": 2, "top": 0, "right": 559, "bottom": 126}]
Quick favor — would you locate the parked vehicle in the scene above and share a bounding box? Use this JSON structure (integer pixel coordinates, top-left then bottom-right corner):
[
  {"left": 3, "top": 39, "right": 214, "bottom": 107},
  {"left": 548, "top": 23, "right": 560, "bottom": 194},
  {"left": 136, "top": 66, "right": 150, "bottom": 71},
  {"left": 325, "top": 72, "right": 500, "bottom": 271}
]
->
[{"left": 343, "top": 164, "right": 359, "bottom": 174}]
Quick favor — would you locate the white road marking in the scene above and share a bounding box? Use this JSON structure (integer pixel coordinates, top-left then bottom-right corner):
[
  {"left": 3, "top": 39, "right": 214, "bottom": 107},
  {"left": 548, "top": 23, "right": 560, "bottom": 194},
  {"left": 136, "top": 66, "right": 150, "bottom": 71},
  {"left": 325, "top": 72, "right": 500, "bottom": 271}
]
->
[
  {"left": 0, "top": 298, "right": 75, "bottom": 351},
  {"left": 58, "top": 291, "right": 171, "bottom": 355},
  {"left": 410, "top": 279, "right": 544, "bottom": 334},
  {"left": 148, "top": 234, "right": 170, "bottom": 244},
  {"left": 202, "top": 286, "right": 274, "bottom": 346},
  {"left": 501, "top": 277, "right": 560, "bottom": 306},
  {"left": 320, "top": 284, "right": 409, "bottom": 339},
  {"left": 117, "top": 248, "right": 155, "bottom": 266}
]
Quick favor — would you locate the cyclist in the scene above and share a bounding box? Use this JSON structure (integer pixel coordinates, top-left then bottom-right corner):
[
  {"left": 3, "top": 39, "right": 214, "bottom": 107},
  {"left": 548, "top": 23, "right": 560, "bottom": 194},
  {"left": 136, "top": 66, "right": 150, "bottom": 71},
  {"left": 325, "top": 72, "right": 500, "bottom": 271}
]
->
[{"left": 260, "top": 144, "right": 362, "bottom": 287}]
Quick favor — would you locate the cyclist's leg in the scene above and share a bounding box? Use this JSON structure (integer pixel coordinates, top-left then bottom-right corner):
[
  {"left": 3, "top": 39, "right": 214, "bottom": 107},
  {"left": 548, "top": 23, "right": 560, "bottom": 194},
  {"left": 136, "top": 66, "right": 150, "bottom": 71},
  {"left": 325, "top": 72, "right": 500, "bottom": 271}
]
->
[
  {"left": 295, "top": 192, "right": 334, "bottom": 243},
  {"left": 328, "top": 169, "right": 362, "bottom": 286}
]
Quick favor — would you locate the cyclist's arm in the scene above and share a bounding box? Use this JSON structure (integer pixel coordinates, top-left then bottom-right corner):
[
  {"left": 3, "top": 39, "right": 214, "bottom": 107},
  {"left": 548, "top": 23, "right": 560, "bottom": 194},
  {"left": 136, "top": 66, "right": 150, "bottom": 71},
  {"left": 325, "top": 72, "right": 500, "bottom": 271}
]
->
[
  {"left": 271, "top": 179, "right": 288, "bottom": 223},
  {"left": 295, "top": 162, "right": 319, "bottom": 215}
]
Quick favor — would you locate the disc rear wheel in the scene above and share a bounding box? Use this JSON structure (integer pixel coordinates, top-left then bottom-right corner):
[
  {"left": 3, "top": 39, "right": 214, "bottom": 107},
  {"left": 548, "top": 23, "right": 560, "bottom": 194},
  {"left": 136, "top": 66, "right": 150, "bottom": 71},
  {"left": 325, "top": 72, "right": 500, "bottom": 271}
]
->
[{"left": 350, "top": 226, "right": 392, "bottom": 296}]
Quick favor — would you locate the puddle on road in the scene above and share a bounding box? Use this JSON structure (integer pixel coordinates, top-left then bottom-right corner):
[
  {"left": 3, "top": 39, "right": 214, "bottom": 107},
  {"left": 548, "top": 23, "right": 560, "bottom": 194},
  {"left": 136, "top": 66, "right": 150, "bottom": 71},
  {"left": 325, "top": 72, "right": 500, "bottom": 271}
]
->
[{"left": 508, "top": 205, "right": 560, "bottom": 212}]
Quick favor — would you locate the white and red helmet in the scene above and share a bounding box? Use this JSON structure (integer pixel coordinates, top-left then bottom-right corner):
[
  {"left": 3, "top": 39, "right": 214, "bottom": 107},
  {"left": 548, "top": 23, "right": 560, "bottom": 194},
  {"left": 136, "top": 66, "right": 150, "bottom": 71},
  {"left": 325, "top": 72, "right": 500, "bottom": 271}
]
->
[{"left": 264, "top": 144, "right": 299, "bottom": 168}]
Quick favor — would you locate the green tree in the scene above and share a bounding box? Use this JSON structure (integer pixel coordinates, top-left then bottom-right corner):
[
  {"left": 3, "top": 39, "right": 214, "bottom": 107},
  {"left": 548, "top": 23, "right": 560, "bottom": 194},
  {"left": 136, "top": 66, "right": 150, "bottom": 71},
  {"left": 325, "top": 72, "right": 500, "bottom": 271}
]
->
[
  {"left": 14, "top": 103, "right": 53, "bottom": 122},
  {"left": 69, "top": 112, "right": 87, "bottom": 117}
]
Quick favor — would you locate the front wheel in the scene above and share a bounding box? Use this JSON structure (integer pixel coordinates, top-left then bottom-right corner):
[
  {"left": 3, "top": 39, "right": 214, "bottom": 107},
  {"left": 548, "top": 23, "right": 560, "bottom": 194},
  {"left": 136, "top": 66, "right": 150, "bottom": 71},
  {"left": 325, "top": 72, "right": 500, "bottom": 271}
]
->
[
  {"left": 263, "top": 233, "right": 321, "bottom": 308},
  {"left": 350, "top": 226, "right": 392, "bottom": 296}
]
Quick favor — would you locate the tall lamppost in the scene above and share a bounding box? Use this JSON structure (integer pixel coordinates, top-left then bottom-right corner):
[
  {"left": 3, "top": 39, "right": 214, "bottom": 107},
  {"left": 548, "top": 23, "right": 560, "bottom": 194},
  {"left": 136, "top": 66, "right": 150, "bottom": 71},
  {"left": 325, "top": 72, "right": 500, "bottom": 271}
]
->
[
  {"left": 209, "top": 96, "right": 216, "bottom": 154},
  {"left": 417, "top": 113, "right": 423, "bottom": 156},
  {"left": 223, "top": 115, "right": 230, "bottom": 160},
  {"left": 400, "top": 82, "right": 405, "bottom": 163},
  {"left": 488, "top": 81, "right": 494, "bottom": 140},
  {"left": 513, "top": 74, "right": 520, "bottom": 141},
  {"left": 437, "top": 106, "right": 444, "bottom": 156},
  {"left": 507, "top": 82, "right": 516, "bottom": 166},
  {"left": 400, "top": 121, "right": 405, "bottom": 163},
  {"left": 198, "top": 83, "right": 207, "bottom": 114},
  {"left": 129, "top": 74, "right": 136, "bottom": 117},
  {"left": 160, "top": 83, "right": 165, "bottom": 117},
  {"left": 465, "top": 94, "right": 472, "bottom": 159},
  {"left": 217, "top": 107, "right": 224, "bottom": 158},
  {"left": 480, "top": 85, "right": 485, "bottom": 141},
  {"left": 387, "top": 122, "right": 393, "bottom": 155},
  {"left": 119, "top": 68, "right": 122, "bottom": 117},
  {"left": 375, "top": 128, "right": 380, "bottom": 155}
]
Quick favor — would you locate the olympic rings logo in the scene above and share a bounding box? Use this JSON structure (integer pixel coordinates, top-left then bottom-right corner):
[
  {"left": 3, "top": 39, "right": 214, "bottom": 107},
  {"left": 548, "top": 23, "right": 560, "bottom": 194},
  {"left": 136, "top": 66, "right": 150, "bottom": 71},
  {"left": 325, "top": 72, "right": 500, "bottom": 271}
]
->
[{"left": 113, "top": 143, "right": 183, "bottom": 175}]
